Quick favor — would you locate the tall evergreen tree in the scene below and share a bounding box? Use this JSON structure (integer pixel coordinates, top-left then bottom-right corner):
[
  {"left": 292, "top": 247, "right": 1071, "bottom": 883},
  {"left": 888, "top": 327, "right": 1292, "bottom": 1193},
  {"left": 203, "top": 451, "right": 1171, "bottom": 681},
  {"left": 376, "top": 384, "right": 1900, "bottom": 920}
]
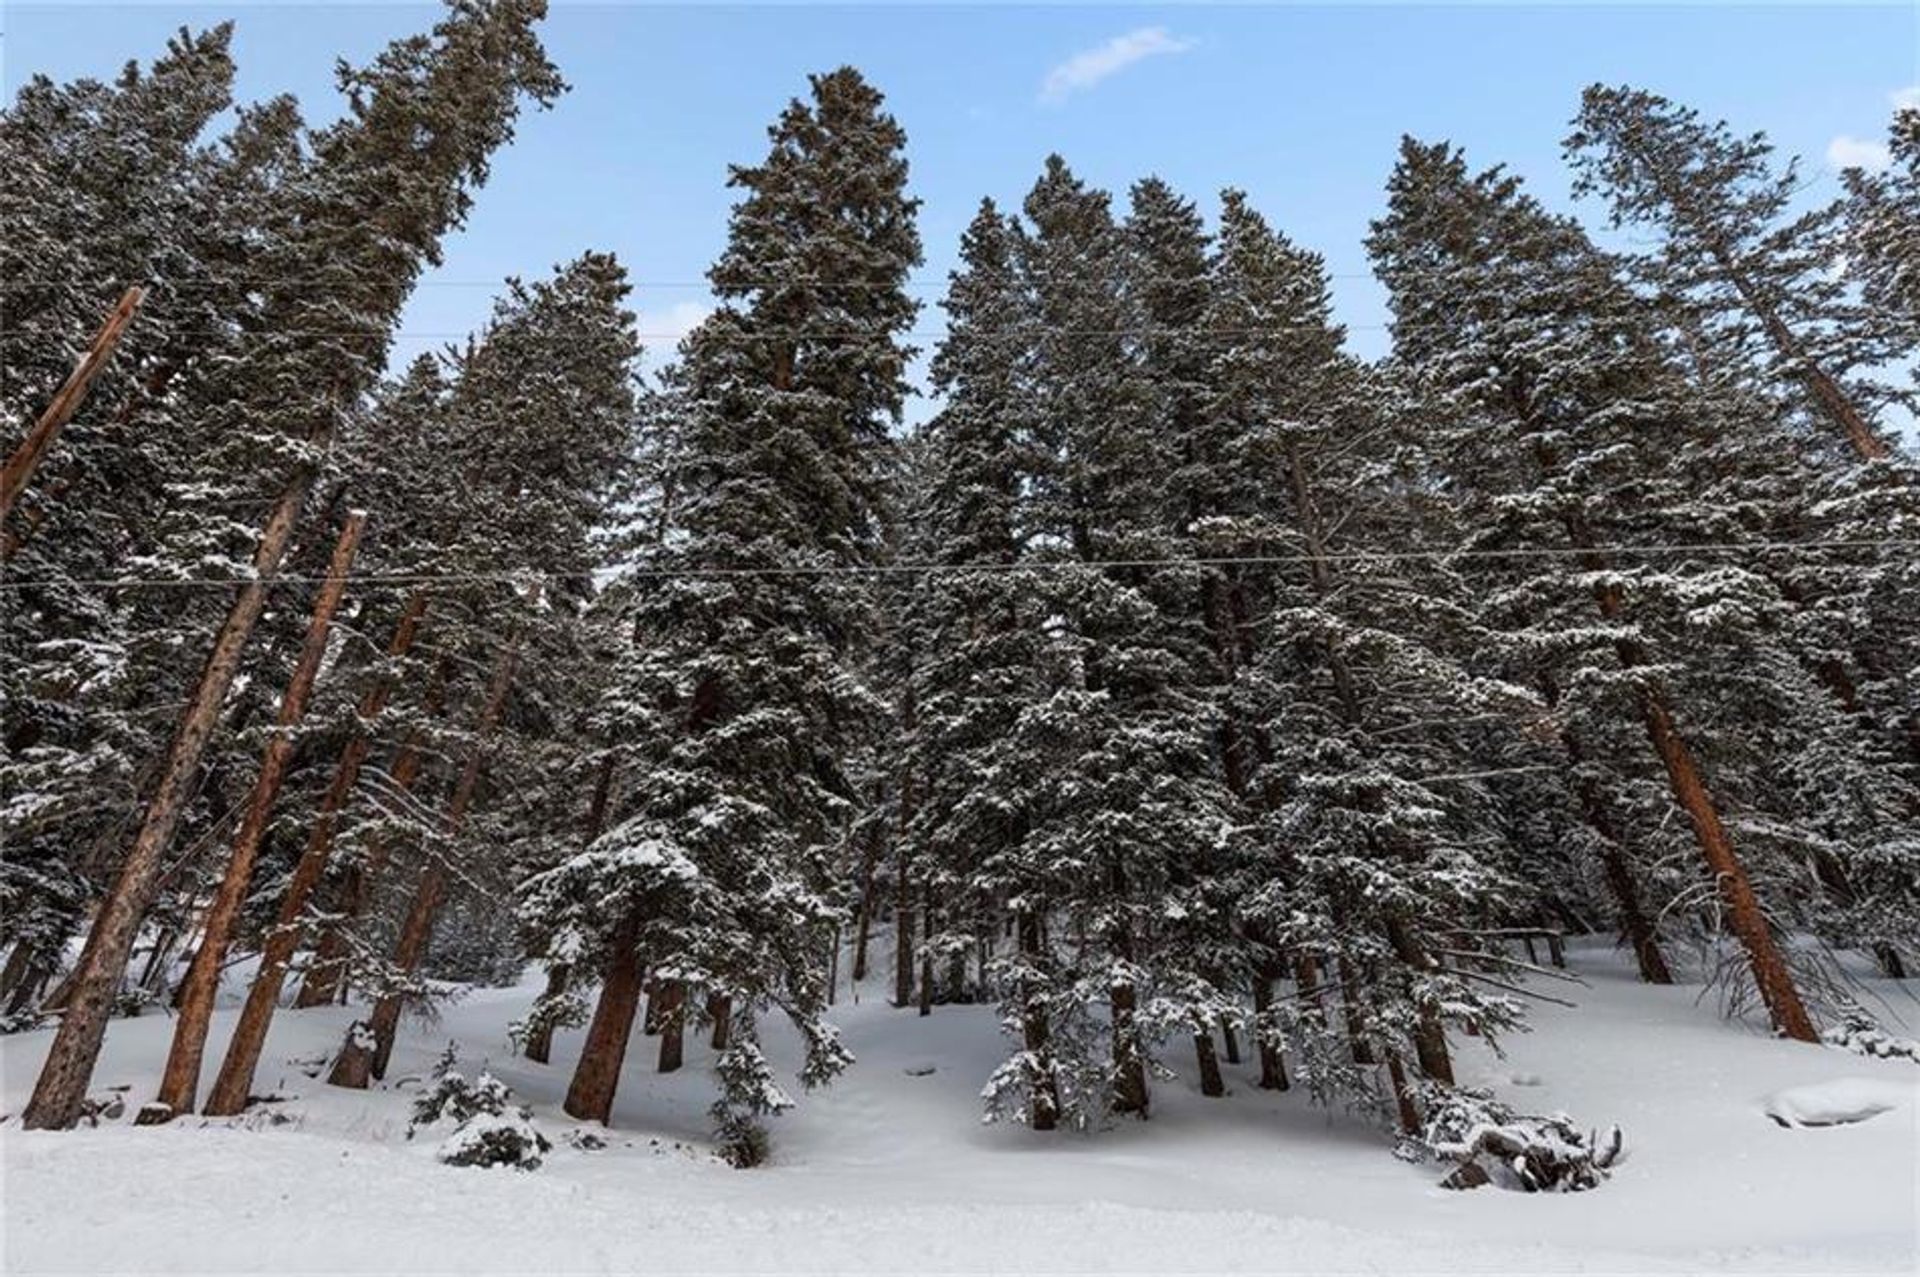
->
[
  {"left": 523, "top": 68, "right": 921, "bottom": 1154},
  {"left": 1566, "top": 84, "right": 1906, "bottom": 462}
]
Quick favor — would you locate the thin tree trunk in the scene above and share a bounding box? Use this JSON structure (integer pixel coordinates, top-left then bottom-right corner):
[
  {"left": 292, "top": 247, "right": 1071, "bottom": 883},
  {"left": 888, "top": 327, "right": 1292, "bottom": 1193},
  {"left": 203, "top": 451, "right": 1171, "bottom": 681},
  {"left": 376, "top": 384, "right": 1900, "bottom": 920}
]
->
[
  {"left": 1018, "top": 912, "right": 1060, "bottom": 1132},
  {"left": 1192, "top": 1020, "right": 1225, "bottom": 1097},
  {"left": 201, "top": 593, "right": 429, "bottom": 1116},
  {"left": 1385, "top": 1051, "right": 1421, "bottom": 1136},
  {"left": 1541, "top": 674, "right": 1675, "bottom": 984},
  {"left": 523, "top": 963, "right": 571, "bottom": 1066},
  {"left": 850, "top": 825, "right": 880, "bottom": 983},
  {"left": 563, "top": 911, "right": 645, "bottom": 1124},
  {"left": 1637, "top": 688, "right": 1817, "bottom": 1040},
  {"left": 22, "top": 458, "right": 319, "bottom": 1131},
  {"left": 1250, "top": 972, "right": 1289, "bottom": 1091},
  {"left": 1219, "top": 1013, "right": 1241, "bottom": 1066},
  {"left": 916, "top": 884, "right": 935, "bottom": 1017},
  {"left": 1335, "top": 955, "right": 1376, "bottom": 1066},
  {"left": 331, "top": 629, "right": 520, "bottom": 1088},
  {"left": 149, "top": 514, "right": 364, "bottom": 1120},
  {"left": 655, "top": 980, "right": 685, "bottom": 1073},
  {"left": 1, "top": 286, "right": 144, "bottom": 522},
  {"left": 1385, "top": 915, "right": 1454, "bottom": 1086},
  {"left": 707, "top": 992, "right": 731, "bottom": 1050}
]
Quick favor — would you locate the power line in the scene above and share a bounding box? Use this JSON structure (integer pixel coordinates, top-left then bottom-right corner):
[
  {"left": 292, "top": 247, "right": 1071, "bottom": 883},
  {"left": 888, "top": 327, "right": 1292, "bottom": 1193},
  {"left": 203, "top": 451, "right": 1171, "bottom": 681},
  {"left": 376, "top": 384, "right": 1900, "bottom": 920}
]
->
[
  {"left": 4, "top": 537, "right": 1913, "bottom": 593},
  {"left": 0, "top": 272, "right": 1384, "bottom": 291}
]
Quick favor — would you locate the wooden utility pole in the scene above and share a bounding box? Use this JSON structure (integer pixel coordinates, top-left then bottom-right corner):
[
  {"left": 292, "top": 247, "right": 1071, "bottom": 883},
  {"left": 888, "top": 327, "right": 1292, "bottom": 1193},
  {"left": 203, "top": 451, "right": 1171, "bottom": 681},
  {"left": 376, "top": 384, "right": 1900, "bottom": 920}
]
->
[
  {"left": 1, "top": 286, "right": 145, "bottom": 522},
  {"left": 21, "top": 452, "right": 321, "bottom": 1130},
  {"left": 200, "top": 592, "right": 429, "bottom": 1117},
  {"left": 148, "top": 514, "right": 365, "bottom": 1120}
]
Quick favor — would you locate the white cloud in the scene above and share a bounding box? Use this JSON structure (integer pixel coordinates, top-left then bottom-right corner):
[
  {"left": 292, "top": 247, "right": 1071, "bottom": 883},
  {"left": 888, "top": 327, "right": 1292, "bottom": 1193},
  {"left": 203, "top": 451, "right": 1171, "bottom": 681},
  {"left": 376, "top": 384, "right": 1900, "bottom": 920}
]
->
[
  {"left": 1040, "top": 27, "right": 1196, "bottom": 104},
  {"left": 1827, "top": 134, "right": 1891, "bottom": 173},
  {"left": 1890, "top": 85, "right": 1920, "bottom": 112},
  {"left": 636, "top": 299, "right": 713, "bottom": 357}
]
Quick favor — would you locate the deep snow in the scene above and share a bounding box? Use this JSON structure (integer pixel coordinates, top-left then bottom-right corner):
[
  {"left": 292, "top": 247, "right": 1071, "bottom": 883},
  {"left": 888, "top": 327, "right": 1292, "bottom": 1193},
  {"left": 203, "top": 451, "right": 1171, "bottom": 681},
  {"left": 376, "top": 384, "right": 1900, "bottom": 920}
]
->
[{"left": 3, "top": 942, "right": 1916, "bottom": 1274}]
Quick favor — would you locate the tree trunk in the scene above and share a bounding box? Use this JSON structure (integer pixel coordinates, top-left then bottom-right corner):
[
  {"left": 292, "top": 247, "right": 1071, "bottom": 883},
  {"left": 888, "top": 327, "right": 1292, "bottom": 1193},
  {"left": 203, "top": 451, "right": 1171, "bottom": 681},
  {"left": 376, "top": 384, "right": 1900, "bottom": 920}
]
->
[
  {"left": 707, "top": 993, "right": 731, "bottom": 1050},
  {"left": 563, "top": 912, "right": 645, "bottom": 1124},
  {"left": 1385, "top": 1051, "right": 1421, "bottom": 1136},
  {"left": 333, "top": 630, "right": 520, "bottom": 1087},
  {"left": 1, "top": 286, "right": 144, "bottom": 522},
  {"left": 150, "top": 514, "right": 364, "bottom": 1119},
  {"left": 1192, "top": 1020, "right": 1224, "bottom": 1097},
  {"left": 1335, "top": 955, "right": 1376, "bottom": 1066},
  {"left": 296, "top": 657, "right": 447, "bottom": 1011},
  {"left": 1017, "top": 912, "right": 1060, "bottom": 1132},
  {"left": 1543, "top": 673, "right": 1675, "bottom": 985},
  {"left": 201, "top": 594, "right": 429, "bottom": 1116},
  {"left": 1251, "top": 971, "right": 1289, "bottom": 1091},
  {"left": 850, "top": 826, "right": 880, "bottom": 983},
  {"left": 22, "top": 460, "right": 318, "bottom": 1131},
  {"left": 1385, "top": 915, "right": 1453, "bottom": 1086},
  {"left": 1218, "top": 1013, "right": 1241, "bottom": 1066},
  {"left": 916, "top": 884, "right": 935, "bottom": 1017},
  {"left": 655, "top": 980, "right": 685, "bottom": 1073},
  {"left": 1637, "top": 688, "right": 1817, "bottom": 1040},
  {"left": 523, "top": 963, "right": 571, "bottom": 1065}
]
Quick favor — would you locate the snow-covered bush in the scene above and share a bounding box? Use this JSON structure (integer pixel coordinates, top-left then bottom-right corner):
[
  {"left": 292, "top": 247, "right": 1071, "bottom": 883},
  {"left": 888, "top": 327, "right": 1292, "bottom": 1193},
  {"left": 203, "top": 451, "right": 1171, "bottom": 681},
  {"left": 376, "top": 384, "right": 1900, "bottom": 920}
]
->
[
  {"left": 1821, "top": 1002, "right": 1920, "bottom": 1063},
  {"left": 1414, "top": 1088, "right": 1621, "bottom": 1192},
  {"left": 407, "top": 1045, "right": 549, "bottom": 1171}
]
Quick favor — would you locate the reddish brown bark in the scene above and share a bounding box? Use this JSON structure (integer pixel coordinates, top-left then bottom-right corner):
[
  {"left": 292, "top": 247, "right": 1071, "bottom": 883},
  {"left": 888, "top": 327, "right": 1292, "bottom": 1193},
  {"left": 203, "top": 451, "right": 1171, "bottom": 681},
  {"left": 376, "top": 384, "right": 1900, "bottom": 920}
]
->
[
  {"left": 22, "top": 458, "right": 318, "bottom": 1131},
  {"left": 149, "top": 514, "right": 365, "bottom": 1120},
  {"left": 1638, "top": 690, "right": 1816, "bottom": 1041},
  {"left": 1, "top": 286, "right": 144, "bottom": 522},
  {"left": 563, "top": 913, "right": 646, "bottom": 1124},
  {"left": 200, "top": 593, "right": 429, "bottom": 1117}
]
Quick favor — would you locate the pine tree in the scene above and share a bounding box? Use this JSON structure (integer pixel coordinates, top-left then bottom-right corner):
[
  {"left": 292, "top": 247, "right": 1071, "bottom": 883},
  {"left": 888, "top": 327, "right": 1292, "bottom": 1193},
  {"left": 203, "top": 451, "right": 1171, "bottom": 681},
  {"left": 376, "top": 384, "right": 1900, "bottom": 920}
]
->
[
  {"left": 1842, "top": 107, "right": 1920, "bottom": 331},
  {"left": 907, "top": 199, "right": 1064, "bottom": 1127},
  {"left": 523, "top": 68, "right": 920, "bottom": 1146},
  {"left": 1566, "top": 84, "right": 1906, "bottom": 462}
]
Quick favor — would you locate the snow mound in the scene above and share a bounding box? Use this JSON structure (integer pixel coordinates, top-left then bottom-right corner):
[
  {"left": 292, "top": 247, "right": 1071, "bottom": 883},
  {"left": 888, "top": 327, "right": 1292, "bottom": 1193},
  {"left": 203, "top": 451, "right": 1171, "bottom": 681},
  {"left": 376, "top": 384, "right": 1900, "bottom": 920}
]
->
[{"left": 1763, "top": 1078, "right": 1914, "bottom": 1129}]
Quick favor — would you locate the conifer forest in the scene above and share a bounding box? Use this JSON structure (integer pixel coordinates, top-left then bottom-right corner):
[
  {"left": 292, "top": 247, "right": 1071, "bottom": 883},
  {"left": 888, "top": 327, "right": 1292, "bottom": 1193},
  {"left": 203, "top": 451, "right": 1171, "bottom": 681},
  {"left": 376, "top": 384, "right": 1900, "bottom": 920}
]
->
[{"left": 2, "top": 3, "right": 1917, "bottom": 1272}]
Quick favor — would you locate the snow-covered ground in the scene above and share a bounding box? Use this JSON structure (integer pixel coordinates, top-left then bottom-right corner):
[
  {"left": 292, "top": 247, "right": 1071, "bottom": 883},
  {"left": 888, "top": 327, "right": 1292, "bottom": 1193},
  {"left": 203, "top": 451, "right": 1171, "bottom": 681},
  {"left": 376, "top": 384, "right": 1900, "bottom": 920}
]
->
[{"left": 3, "top": 943, "right": 1916, "bottom": 1274}]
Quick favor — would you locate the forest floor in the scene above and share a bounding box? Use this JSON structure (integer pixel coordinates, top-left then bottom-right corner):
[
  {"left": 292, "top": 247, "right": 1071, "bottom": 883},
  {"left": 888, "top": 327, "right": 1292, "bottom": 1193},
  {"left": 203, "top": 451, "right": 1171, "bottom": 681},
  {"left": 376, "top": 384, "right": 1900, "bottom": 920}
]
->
[{"left": 2, "top": 940, "right": 1916, "bottom": 1274}]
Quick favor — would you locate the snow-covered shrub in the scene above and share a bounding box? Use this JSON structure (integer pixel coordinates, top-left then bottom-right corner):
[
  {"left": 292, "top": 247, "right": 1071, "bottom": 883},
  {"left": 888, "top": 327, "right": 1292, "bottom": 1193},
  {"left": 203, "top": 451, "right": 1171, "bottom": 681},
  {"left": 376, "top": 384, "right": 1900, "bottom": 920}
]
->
[
  {"left": 407, "top": 1045, "right": 550, "bottom": 1171},
  {"left": 437, "top": 1109, "right": 552, "bottom": 1170},
  {"left": 1415, "top": 1088, "right": 1621, "bottom": 1192},
  {"left": 1821, "top": 1002, "right": 1920, "bottom": 1063}
]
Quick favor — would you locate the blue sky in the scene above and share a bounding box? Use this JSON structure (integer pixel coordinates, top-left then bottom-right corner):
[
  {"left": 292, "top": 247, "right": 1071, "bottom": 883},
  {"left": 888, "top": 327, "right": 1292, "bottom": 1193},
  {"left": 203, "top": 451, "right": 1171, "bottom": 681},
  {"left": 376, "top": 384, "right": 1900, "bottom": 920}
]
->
[{"left": 9, "top": 2, "right": 1918, "bottom": 412}]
